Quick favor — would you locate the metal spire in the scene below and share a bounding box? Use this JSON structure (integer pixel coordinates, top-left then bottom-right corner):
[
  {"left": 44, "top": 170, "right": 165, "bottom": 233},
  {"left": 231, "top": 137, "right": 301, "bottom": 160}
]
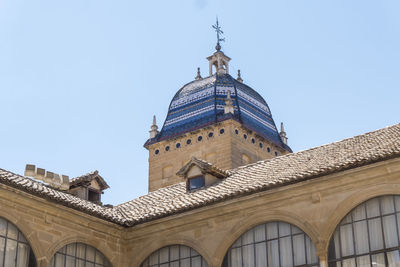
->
[{"left": 212, "top": 17, "right": 225, "bottom": 51}]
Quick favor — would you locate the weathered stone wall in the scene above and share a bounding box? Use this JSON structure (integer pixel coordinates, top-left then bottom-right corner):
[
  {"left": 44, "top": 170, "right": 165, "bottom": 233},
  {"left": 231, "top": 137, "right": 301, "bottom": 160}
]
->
[{"left": 0, "top": 186, "right": 125, "bottom": 267}]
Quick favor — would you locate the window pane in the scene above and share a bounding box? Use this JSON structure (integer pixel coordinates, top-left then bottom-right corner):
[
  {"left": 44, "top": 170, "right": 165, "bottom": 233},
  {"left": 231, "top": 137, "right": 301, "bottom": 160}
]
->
[
  {"left": 279, "top": 236, "right": 293, "bottom": 266},
  {"left": 352, "top": 204, "right": 366, "bottom": 221},
  {"left": 189, "top": 176, "right": 204, "bottom": 190},
  {"left": 254, "top": 225, "right": 265, "bottom": 242},
  {"left": 18, "top": 232, "right": 27, "bottom": 243},
  {"left": 342, "top": 258, "right": 356, "bottom": 267},
  {"left": 141, "top": 259, "right": 149, "bottom": 267},
  {"left": 342, "top": 213, "right": 352, "bottom": 224},
  {"left": 7, "top": 222, "right": 18, "bottom": 240},
  {"left": 95, "top": 252, "right": 105, "bottom": 264},
  {"left": 86, "top": 245, "right": 96, "bottom": 262},
  {"left": 242, "top": 244, "right": 255, "bottom": 267},
  {"left": 149, "top": 251, "right": 158, "bottom": 265},
  {"left": 331, "top": 230, "right": 341, "bottom": 259},
  {"left": 383, "top": 215, "right": 399, "bottom": 248},
  {"left": 368, "top": 218, "right": 384, "bottom": 251},
  {"left": 387, "top": 250, "right": 400, "bottom": 266},
  {"left": 66, "top": 243, "right": 76, "bottom": 256},
  {"left": 278, "top": 222, "right": 291, "bottom": 237},
  {"left": 306, "top": 236, "right": 318, "bottom": 264},
  {"left": 266, "top": 222, "right": 278, "bottom": 240},
  {"left": 366, "top": 198, "right": 380, "bottom": 218},
  {"left": 77, "top": 259, "right": 85, "bottom": 267},
  {"left": 0, "top": 237, "right": 5, "bottom": 267},
  {"left": 192, "top": 256, "right": 202, "bottom": 267},
  {"left": 353, "top": 220, "right": 369, "bottom": 254},
  {"left": 170, "top": 245, "right": 179, "bottom": 261},
  {"left": 180, "top": 246, "right": 190, "bottom": 258},
  {"left": 232, "top": 237, "right": 241, "bottom": 248},
  {"left": 291, "top": 226, "right": 302, "bottom": 234},
  {"left": 395, "top": 196, "right": 400, "bottom": 212},
  {"left": 0, "top": 218, "right": 6, "bottom": 236},
  {"left": 76, "top": 243, "right": 86, "bottom": 259},
  {"left": 340, "top": 224, "right": 354, "bottom": 256},
  {"left": 255, "top": 242, "right": 266, "bottom": 267},
  {"left": 371, "top": 253, "right": 385, "bottom": 266},
  {"left": 159, "top": 247, "right": 169, "bottom": 263},
  {"left": 356, "top": 255, "right": 370, "bottom": 266},
  {"left": 55, "top": 253, "right": 65, "bottom": 267},
  {"left": 4, "top": 239, "right": 17, "bottom": 266},
  {"left": 381, "top": 196, "right": 395, "bottom": 215},
  {"left": 180, "top": 258, "right": 190, "bottom": 267},
  {"left": 16, "top": 242, "right": 30, "bottom": 267},
  {"left": 267, "top": 240, "right": 279, "bottom": 267},
  {"left": 190, "top": 248, "right": 199, "bottom": 256},
  {"left": 230, "top": 248, "right": 242, "bottom": 267},
  {"left": 242, "top": 229, "right": 254, "bottom": 245},
  {"left": 293, "top": 234, "right": 306, "bottom": 266}
]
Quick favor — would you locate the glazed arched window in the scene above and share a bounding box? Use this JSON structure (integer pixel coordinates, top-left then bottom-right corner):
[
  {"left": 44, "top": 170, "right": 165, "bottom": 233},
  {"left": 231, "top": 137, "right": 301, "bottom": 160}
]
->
[
  {"left": 223, "top": 221, "right": 319, "bottom": 267},
  {"left": 0, "top": 217, "right": 36, "bottom": 267},
  {"left": 49, "top": 242, "right": 111, "bottom": 267},
  {"left": 141, "top": 245, "right": 208, "bottom": 267},
  {"left": 328, "top": 195, "right": 400, "bottom": 266}
]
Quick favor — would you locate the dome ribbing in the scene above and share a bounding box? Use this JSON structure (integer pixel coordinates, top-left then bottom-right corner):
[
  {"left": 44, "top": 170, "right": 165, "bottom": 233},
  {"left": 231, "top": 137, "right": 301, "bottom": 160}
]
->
[{"left": 145, "top": 73, "right": 291, "bottom": 152}]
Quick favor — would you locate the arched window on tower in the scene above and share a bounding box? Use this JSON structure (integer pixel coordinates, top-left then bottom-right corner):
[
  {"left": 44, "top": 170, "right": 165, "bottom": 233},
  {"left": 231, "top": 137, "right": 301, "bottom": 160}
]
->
[
  {"left": 141, "top": 245, "right": 208, "bottom": 267},
  {"left": 0, "top": 217, "right": 36, "bottom": 267},
  {"left": 328, "top": 195, "right": 400, "bottom": 266},
  {"left": 222, "top": 221, "right": 319, "bottom": 267}
]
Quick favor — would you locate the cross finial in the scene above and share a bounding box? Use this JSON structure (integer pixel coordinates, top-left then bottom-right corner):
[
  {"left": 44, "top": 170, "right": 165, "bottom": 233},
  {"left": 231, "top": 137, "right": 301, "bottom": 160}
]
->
[{"left": 212, "top": 17, "right": 225, "bottom": 51}]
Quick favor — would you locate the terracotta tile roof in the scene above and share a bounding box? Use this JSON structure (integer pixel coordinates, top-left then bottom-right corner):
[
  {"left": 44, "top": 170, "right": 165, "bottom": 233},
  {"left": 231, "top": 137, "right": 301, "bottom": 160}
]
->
[
  {"left": 0, "top": 169, "right": 126, "bottom": 225},
  {"left": 115, "top": 123, "right": 400, "bottom": 226},
  {"left": 0, "top": 123, "right": 399, "bottom": 227}
]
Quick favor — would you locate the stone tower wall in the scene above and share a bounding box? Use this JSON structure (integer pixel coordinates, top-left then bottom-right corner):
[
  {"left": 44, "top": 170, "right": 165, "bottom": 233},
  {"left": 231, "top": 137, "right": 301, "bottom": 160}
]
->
[{"left": 147, "top": 119, "right": 288, "bottom": 191}]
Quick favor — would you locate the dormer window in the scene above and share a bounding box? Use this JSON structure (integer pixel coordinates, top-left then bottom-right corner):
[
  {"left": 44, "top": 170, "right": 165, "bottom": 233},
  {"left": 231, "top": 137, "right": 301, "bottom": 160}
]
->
[
  {"left": 188, "top": 176, "right": 205, "bottom": 191},
  {"left": 176, "top": 157, "right": 230, "bottom": 193}
]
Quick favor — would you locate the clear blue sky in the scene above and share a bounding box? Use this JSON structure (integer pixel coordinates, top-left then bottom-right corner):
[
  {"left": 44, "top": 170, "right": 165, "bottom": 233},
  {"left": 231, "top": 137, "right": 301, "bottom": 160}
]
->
[{"left": 0, "top": 0, "right": 399, "bottom": 205}]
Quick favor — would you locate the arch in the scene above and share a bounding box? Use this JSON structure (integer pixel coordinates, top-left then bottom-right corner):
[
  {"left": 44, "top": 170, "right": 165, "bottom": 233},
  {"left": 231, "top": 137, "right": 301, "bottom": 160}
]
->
[
  {"left": 132, "top": 237, "right": 212, "bottom": 267},
  {"left": 214, "top": 210, "right": 320, "bottom": 267},
  {"left": 0, "top": 215, "right": 37, "bottom": 266},
  {"left": 138, "top": 243, "right": 209, "bottom": 267},
  {"left": 326, "top": 193, "right": 400, "bottom": 266},
  {"left": 321, "top": 183, "right": 400, "bottom": 254},
  {"left": 0, "top": 209, "right": 41, "bottom": 266},
  {"left": 46, "top": 236, "right": 115, "bottom": 267}
]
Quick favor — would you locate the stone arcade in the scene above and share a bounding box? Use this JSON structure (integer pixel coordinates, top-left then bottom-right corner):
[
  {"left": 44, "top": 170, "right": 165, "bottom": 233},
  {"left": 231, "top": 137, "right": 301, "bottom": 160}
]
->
[{"left": 0, "top": 41, "right": 400, "bottom": 267}]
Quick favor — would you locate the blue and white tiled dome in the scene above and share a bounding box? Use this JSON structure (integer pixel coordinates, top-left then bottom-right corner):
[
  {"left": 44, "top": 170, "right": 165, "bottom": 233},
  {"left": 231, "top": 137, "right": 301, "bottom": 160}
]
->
[{"left": 147, "top": 72, "right": 291, "bottom": 152}]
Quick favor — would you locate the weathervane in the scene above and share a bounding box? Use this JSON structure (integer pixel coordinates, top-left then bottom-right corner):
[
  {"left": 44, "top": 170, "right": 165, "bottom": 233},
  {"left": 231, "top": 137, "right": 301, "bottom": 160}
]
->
[{"left": 212, "top": 17, "right": 225, "bottom": 51}]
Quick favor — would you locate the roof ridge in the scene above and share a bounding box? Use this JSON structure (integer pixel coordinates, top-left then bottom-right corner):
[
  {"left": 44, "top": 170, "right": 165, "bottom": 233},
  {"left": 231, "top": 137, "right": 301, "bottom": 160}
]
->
[{"left": 234, "top": 123, "right": 400, "bottom": 172}]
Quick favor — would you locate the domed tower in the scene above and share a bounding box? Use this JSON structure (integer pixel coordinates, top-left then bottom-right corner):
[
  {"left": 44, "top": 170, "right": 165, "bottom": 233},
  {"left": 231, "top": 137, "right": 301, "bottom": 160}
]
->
[{"left": 144, "top": 46, "right": 292, "bottom": 192}]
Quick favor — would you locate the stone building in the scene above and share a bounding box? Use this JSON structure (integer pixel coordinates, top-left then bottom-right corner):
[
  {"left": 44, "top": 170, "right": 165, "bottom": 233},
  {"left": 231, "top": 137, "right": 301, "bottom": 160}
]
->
[{"left": 0, "top": 43, "right": 400, "bottom": 267}]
